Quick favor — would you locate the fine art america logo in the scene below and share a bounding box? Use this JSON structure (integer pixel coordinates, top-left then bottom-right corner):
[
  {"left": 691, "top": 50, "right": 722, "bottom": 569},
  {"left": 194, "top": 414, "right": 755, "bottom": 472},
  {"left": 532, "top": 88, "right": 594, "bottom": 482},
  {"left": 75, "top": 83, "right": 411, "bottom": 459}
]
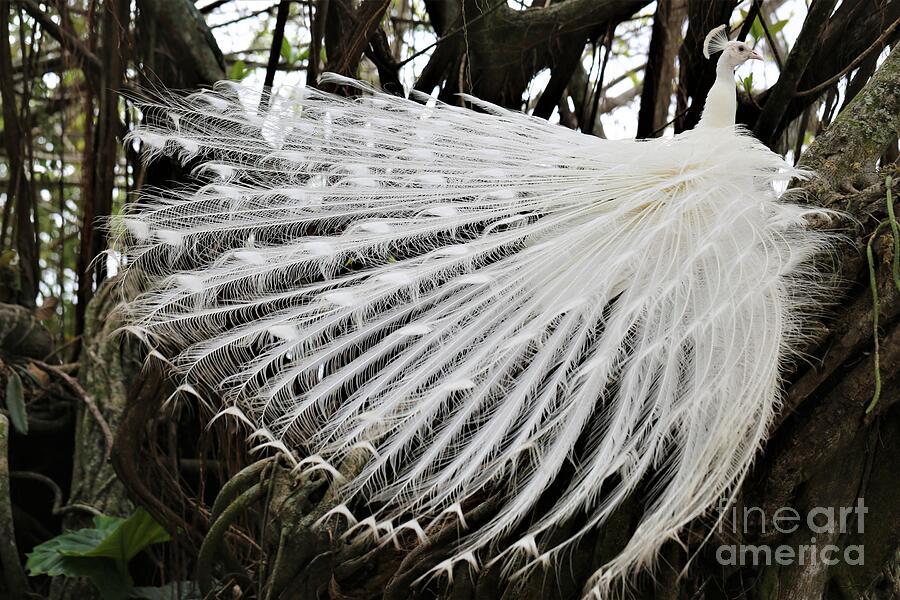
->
[{"left": 715, "top": 498, "right": 867, "bottom": 566}]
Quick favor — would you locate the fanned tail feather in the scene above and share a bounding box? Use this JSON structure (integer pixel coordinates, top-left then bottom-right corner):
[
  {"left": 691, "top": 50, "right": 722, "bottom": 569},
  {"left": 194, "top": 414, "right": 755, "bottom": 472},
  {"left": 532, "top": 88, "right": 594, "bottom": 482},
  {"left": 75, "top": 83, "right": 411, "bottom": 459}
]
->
[{"left": 116, "top": 74, "right": 835, "bottom": 596}]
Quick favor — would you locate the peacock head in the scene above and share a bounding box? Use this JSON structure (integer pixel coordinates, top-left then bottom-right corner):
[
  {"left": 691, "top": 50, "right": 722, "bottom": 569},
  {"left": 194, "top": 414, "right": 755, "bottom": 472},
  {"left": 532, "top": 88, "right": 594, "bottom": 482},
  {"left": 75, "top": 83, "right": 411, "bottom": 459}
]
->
[{"left": 703, "top": 25, "right": 762, "bottom": 69}]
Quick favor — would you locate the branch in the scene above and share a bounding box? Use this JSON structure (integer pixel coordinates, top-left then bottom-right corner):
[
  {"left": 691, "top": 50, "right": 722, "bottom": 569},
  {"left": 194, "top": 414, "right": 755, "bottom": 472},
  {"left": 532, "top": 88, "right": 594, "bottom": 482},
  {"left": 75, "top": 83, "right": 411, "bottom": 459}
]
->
[
  {"left": 199, "top": 0, "right": 232, "bottom": 13},
  {"left": 9, "top": 471, "right": 103, "bottom": 517},
  {"left": 75, "top": 0, "right": 130, "bottom": 337},
  {"left": 800, "top": 44, "right": 900, "bottom": 193},
  {"left": 523, "top": 0, "right": 651, "bottom": 31},
  {"left": 260, "top": 0, "right": 291, "bottom": 112},
  {"left": 754, "top": 0, "right": 838, "bottom": 145},
  {"left": 29, "top": 358, "right": 115, "bottom": 462},
  {"left": 636, "top": 0, "right": 684, "bottom": 138},
  {"left": 111, "top": 371, "right": 207, "bottom": 551},
  {"left": 737, "top": 3, "right": 900, "bottom": 129},
  {"left": 332, "top": 0, "right": 392, "bottom": 77},
  {"left": 735, "top": 0, "right": 761, "bottom": 42},
  {"left": 19, "top": 0, "right": 102, "bottom": 79},
  {"left": 364, "top": 26, "right": 403, "bottom": 95},
  {"left": 307, "top": 0, "right": 327, "bottom": 85},
  {"left": 210, "top": 4, "right": 276, "bottom": 29},
  {"left": 396, "top": 0, "right": 507, "bottom": 69},
  {"left": 795, "top": 16, "right": 900, "bottom": 97},
  {"left": 473, "top": 0, "right": 650, "bottom": 106},
  {"left": 532, "top": 34, "right": 590, "bottom": 119}
]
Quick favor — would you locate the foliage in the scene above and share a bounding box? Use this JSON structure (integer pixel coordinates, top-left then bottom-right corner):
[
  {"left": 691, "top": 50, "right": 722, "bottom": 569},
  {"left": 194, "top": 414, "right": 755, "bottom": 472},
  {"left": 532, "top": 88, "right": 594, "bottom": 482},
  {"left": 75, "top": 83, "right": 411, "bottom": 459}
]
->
[{"left": 26, "top": 508, "right": 171, "bottom": 600}]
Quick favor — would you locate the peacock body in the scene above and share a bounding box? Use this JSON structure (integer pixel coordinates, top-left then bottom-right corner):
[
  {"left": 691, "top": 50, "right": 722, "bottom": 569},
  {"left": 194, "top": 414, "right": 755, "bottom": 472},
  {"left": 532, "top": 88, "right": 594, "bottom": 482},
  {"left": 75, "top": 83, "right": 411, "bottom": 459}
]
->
[{"left": 117, "top": 27, "right": 834, "bottom": 596}]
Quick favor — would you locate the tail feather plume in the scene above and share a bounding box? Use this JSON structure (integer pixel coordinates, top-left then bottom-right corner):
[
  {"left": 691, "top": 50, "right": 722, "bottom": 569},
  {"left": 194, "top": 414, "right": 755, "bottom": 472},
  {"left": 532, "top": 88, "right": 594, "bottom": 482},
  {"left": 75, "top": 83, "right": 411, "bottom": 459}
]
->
[{"left": 116, "top": 74, "right": 835, "bottom": 595}]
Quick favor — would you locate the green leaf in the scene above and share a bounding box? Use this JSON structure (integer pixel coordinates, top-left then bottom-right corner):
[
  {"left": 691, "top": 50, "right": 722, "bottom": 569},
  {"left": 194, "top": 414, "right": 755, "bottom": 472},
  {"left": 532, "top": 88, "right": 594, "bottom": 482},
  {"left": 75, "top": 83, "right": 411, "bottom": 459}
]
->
[
  {"left": 26, "top": 519, "right": 131, "bottom": 599},
  {"left": 228, "top": 60, "right": 249, "bottom": 81},
  {"left": 742, "top": 73, "right": 754, "bottom": 95},
  {"left": 769, "top": 18, "right": 789, "bottom": 36},
  {"left": 48, "top": 557, "right": 130, "bottom": 600},
  {"left": 4, "top": 370, "right": 28, "bottom": 435},
  {"left": 749, "top": 16, "right": 764, "bottom": 41},
  {"left": 280, "top": 37, "right": 292, "bottom": 64},
  {"left": 92, "top": 513, "right": 127, "bottom": 533},
  {"left": 26, "top": 509, "right": 170, "bottom": 600},
  {"left": 80, "top": 508, "right": 171, "bottom": 563},
  {"left": 27, "top": 526, "right": 114, "bottom": 576},
  {"left": 295, "top": 45, "right": 310, "bottom": 62}
]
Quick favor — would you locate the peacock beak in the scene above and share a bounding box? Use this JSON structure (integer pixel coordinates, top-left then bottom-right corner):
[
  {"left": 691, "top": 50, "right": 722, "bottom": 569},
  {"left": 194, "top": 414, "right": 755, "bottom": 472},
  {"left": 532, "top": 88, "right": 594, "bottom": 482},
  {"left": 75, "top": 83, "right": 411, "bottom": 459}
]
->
[{"left": 748, "top": 50, "right": 763, "bottom": 61}]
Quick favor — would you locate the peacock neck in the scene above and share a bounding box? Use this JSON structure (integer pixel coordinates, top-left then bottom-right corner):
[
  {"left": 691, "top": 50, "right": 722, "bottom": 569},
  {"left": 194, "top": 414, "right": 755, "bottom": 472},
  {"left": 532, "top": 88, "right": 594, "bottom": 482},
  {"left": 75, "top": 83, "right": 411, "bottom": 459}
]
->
[{"left": 697, "top": 60, "right": 736, "bottom": 129}]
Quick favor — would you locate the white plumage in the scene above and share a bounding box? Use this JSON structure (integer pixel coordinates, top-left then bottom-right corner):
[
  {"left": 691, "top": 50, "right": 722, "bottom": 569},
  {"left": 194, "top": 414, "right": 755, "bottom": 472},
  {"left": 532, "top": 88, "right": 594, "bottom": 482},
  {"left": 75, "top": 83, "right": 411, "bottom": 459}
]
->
[{"left": 117, "top": 30, "right": 833, "bottom": 597}]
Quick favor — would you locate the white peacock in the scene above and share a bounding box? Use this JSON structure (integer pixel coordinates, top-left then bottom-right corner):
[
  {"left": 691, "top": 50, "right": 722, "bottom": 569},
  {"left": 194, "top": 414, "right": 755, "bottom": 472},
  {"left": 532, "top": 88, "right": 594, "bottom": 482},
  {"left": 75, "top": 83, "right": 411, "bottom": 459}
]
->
[{"left": 117, "top": 25, "right": 834, "bottom": 597}]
